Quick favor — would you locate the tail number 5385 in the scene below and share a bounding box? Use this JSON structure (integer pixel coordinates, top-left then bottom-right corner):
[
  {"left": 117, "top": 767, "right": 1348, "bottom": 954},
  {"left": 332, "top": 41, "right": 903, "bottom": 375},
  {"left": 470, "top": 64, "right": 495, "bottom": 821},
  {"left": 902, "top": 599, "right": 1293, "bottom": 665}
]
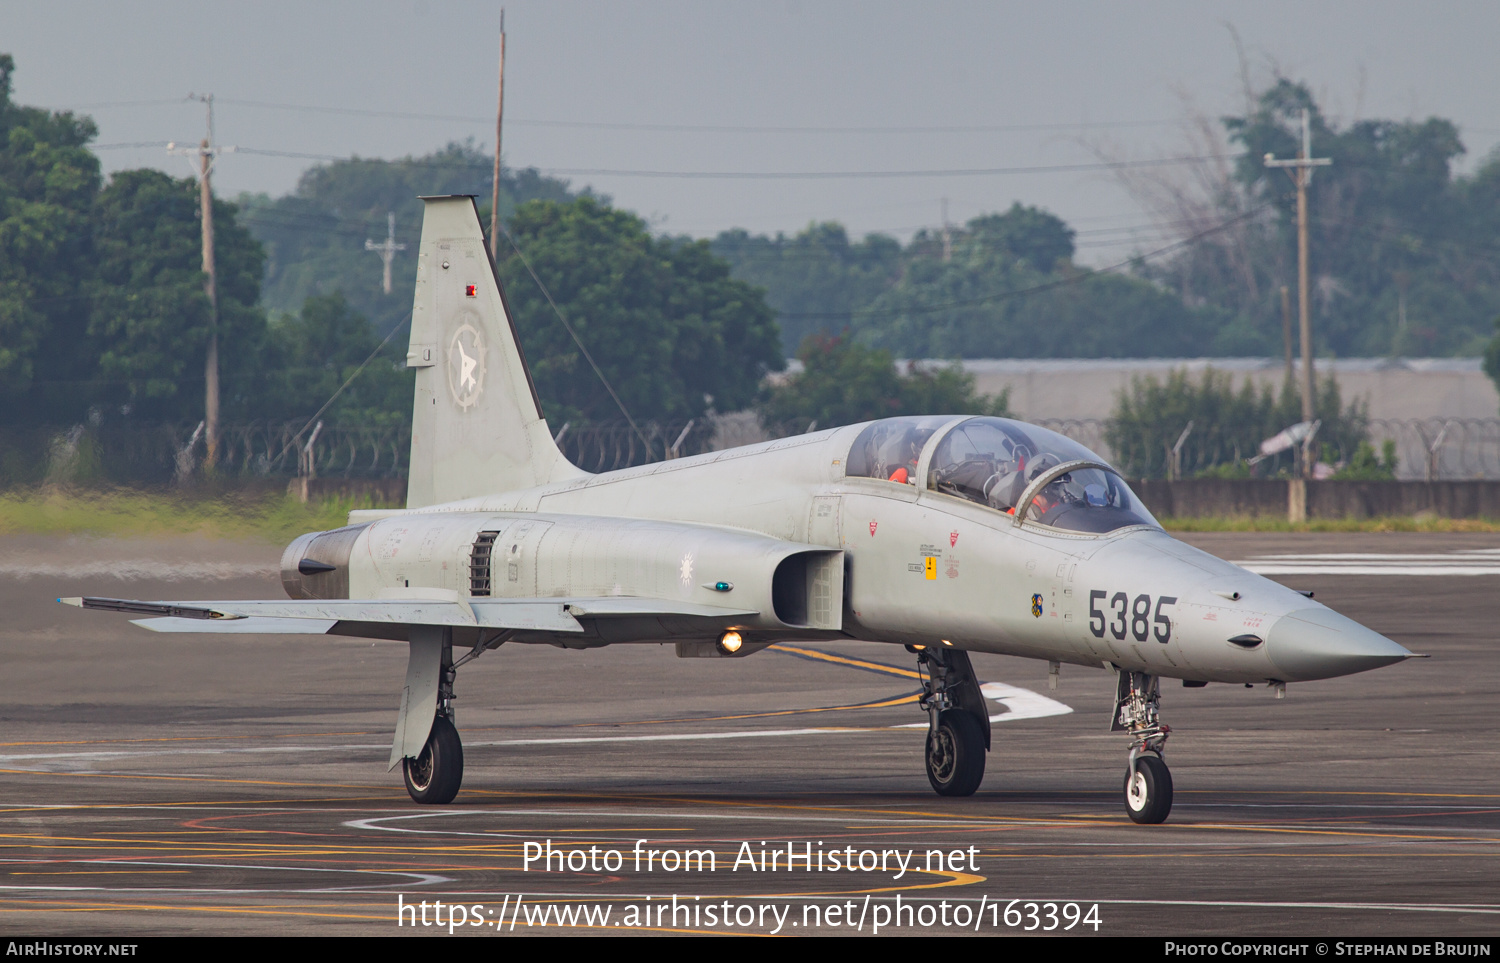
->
[{"left": 1088, "top": 591, "right": 1177, "bottom": 643}]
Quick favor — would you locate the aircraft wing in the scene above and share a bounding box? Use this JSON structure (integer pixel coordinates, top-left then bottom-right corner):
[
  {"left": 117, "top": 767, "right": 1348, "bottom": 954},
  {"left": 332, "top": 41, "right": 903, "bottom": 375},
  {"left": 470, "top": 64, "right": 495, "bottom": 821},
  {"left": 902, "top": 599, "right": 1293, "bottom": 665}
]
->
[{"left": 59, "top": 595, "right": 759, "bottom": 637}]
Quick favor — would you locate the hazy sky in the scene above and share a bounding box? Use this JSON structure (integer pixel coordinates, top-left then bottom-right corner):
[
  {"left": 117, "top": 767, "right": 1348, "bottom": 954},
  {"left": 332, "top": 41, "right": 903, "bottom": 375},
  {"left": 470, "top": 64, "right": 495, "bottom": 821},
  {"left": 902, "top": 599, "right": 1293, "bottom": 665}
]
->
[{"left": 6, "top": 1, "right": 1499, "bottom": 264}]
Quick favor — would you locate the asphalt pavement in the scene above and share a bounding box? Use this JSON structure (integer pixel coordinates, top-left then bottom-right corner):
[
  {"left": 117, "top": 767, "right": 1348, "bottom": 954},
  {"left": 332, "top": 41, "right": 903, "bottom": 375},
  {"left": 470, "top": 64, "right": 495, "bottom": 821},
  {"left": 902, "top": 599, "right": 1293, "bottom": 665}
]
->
[{"left": 1, "top": 530, "right": 1496, "bottom": 937}]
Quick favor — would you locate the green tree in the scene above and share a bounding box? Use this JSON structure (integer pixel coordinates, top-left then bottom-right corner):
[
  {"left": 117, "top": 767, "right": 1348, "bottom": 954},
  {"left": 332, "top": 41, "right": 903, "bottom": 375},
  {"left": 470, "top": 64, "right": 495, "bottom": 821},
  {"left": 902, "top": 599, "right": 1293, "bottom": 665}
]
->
[
  {"left": 1329, "top": 439, "right": 1398, "bottom": 480},
  {"left": 1147, "top": 77, "right": 1500, "bottom": 359},
  {"left": 853, "top": 209, "right": 1220, "bottom": 359},
  {"left": 88, "top": 169, "right": 267, "bottom": 422},
  {"left": 0, "top": 54, "right": 103, "bottom": 423},
  {"left": 498, "top": 197, "right": 783, "bottom": 426},
  {"left": 1105, "top": 367, "right": 1367, "bottom": 479},
  {"left": 965, "top": 202, "right": 1076, "bottom": 271},
  {"left": 711, "top": 222, "right": 901, "bottom": 355},
  {"left": 760, "top": 334, "right": 1010, "bottom": 430},
  {"left": 256, "top": 292, "right": 412, "bottom": 424},
  {"left": 1483, "top": 316, "right": 1500, "bottom": 407},
  {"left": 240, "top": 144, "right": 589, "bottom": 336}
]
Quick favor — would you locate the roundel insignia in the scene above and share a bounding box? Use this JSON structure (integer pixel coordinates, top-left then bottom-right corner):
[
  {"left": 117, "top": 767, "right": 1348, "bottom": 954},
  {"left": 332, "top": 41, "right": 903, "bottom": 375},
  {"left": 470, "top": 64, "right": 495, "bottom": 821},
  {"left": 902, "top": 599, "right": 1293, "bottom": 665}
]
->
[
  {"left": 447, "top": 322, "right": 487, "bottom": 408},
  {"left": 1030, "top": 593, "right": 1043, "bottom": 618}
]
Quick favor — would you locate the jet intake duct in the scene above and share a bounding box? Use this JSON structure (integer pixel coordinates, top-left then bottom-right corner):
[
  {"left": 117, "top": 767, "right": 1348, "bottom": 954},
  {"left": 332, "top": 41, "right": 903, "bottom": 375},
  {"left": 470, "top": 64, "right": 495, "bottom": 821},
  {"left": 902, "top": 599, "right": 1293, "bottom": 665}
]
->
[
  {"left": 280, "top": 523, "right": 370, "bottom": 600},
  {"left": 772, "top": 550, "right": 843, "bottom": 630}
]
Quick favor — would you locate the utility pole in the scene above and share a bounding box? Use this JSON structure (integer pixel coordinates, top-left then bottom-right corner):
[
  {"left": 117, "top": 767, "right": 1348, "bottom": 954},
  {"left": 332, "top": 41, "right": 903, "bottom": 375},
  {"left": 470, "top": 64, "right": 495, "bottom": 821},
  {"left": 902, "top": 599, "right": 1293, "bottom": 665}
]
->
[
  {"left": 365, "top": 213, "right": 407, "bottom": 294},
  {"left": 940, "top": 197, "right": 951, "bottom": 262},
  {"left": 489, "top": 9, "right": 506, "bottom": 260},
  {"left": 168, "top": 94, "right": 235, "bottom": 472},
  {"left": 1265, "top": 108, "right": 1331, "bottom": 439},
  {"left": 1280, "top": 285, "right": 1294, "bottom": 388}
]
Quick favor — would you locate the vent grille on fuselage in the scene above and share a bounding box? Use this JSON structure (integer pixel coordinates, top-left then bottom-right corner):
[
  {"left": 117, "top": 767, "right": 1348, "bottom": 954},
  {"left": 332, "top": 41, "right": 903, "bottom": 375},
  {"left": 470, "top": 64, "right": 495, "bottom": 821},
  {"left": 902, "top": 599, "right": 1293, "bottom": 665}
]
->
[{"left": 470, "top": 531, "right": 500, "bottom": 596}]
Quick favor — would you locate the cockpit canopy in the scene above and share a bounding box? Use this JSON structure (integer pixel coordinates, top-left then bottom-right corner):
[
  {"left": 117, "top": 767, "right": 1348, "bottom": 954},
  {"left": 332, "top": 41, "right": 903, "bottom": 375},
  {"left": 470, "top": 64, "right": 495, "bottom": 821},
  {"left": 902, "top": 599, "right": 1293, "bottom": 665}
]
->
[{"left": 846, "top": 416, "right": 1159, "bottom": 534}]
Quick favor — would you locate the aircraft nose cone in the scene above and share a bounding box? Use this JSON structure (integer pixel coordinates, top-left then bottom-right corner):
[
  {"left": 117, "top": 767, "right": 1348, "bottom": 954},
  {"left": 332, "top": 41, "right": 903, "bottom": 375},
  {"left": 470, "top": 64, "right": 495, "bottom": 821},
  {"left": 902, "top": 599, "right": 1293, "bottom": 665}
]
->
[{"left": 1265, "top": 607, "right": 1414, "bottom": 682}]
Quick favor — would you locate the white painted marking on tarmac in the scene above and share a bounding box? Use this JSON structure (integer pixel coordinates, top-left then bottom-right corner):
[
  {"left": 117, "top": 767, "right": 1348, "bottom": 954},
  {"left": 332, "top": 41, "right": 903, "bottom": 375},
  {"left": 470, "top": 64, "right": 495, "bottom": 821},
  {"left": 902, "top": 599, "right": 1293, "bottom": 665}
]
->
[
  {"left": 1088, "top": 897, "right": 1500, "bottom": 916},
  {"left": 1, "top": 560, "right": 277, "bottom": 581},
  {"left": 0, "top": 744, "right": 389, "bottom": 764},
  {"left": 1235, "top": 548, "right": 1500, "bottom": 576},
  {"left": 0, "top": 859, "right": 450, "bottom": 894},
  {"left": 344, "top": 809, "right": 994, "bottom": 838},
  {"left": 0, "top": 682, "right": 1070, "bottom": 770},
  {"left": 891, "top": 681, "right": 1073, "bottom": 727},
  {"left": 980, "top": 681, "right": 1073, "bottom": 722}
]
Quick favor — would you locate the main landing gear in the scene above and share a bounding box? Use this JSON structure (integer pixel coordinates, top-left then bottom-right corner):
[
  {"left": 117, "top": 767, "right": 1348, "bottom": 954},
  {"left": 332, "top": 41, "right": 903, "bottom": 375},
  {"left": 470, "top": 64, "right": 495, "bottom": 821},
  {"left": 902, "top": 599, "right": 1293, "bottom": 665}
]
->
[
  {"left": 910, "top": 645, "right": 990, "bottom": 797},
  {"left": 405, "top": 714, "right": 464, "bottom": 804},
  {"left": 390, "top": 626, "right": 504, "bottom": 805},
  {"left": 1113, "top": 669, "right": 1172, "bottom": 824}
]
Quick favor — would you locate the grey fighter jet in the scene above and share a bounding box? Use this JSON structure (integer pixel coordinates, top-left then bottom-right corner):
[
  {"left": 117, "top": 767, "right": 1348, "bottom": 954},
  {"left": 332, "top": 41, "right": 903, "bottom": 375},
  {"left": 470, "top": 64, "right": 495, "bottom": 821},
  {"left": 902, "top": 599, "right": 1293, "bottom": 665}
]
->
[{"left": 62, "top": 196, "right": 1416, "bottom": 823}]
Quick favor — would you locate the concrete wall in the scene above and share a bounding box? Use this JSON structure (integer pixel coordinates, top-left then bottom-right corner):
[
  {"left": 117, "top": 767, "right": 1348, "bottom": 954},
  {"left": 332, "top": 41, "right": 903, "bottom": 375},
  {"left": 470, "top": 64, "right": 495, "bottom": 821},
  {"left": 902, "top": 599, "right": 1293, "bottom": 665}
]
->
[
  {"left": 946, "top": 358, "right": 1499, "bottom": 424},
  {"left": 1134, "top": 479, "right": 1500, "bottom": 520}
]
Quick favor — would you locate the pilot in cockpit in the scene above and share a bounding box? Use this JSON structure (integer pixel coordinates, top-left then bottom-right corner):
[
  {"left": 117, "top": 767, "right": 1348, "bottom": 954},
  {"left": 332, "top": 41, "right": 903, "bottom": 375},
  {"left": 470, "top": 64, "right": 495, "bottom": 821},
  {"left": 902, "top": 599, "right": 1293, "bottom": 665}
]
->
[{"left": 877, "top": 426, "right": 934, "bottom": 485}]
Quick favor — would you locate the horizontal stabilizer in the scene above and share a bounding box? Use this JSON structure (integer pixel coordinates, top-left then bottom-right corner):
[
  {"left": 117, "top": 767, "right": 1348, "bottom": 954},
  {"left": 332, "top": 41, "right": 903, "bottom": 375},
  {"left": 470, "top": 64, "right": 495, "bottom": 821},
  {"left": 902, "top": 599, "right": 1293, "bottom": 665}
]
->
[
  {"left": 65, "top": 595, "right": 758, "bottom": 636},
  {"left": 134, "top": 616, "right": 339, "bottom": 635}
]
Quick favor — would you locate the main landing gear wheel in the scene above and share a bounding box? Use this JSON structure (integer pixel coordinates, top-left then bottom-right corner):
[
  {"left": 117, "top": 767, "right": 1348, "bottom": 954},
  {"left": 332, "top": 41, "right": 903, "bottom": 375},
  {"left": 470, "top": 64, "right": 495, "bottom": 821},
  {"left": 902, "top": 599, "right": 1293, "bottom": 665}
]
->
[
  {"left": 926, "top": 710, "right": 986, "bottom": 797},
  {"left": 404, "top": 716, "right": 464, "bottom": 804},
  {"left": 1123, "top": 754, "right": 1172, "bottom": 824}
]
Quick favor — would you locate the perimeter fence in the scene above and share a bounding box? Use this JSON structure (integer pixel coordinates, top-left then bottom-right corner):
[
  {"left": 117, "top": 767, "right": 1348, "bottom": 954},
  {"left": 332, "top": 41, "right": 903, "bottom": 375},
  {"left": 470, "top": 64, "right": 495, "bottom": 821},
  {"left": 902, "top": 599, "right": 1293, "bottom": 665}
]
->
[
  {"left": 7, "top": 415, "right": 1500, "bottom": 488},
  {"left": 1028, "top": 417, "right": 1500, "bottom": 481},
  {"left": 0, "top": 421, "right": 411, "bottom": 488}
]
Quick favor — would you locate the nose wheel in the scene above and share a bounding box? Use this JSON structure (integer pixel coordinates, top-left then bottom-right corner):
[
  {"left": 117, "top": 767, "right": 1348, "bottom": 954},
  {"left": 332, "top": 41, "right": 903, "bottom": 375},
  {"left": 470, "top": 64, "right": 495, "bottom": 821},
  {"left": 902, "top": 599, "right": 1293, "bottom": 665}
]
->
[
  {"left": 1113, "top": 669, "right": 1173, "bottom": 824},
  {"left": 1123, "top": 753, "right": 1172, "bottom": 824}
]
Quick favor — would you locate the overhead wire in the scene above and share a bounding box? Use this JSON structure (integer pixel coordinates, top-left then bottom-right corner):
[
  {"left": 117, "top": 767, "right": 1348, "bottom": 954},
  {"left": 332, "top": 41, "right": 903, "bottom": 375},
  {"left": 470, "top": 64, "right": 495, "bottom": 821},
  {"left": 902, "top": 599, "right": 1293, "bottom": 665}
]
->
[
  {"left": 776, "top": 205, "right": 1272, "bottom": 321},
  {"left": 274, "top": 312, "right": 413, "bottom": 463},
  {"left": 94, "top": 142, "right": 1246, "bottom": 181},
  {"left": 492, "top": 222, "right": 649, "bottom": 446}
]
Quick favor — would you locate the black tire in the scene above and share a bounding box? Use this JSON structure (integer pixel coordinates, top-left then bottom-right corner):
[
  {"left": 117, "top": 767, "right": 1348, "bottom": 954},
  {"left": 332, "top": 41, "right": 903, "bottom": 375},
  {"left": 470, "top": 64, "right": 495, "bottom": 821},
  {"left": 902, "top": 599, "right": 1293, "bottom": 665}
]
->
[
  {"left": 926, "top": 710, "right": 986, "bottom": 797},
  {"left": 403, "top": 716, "right": 464, "bottom": 804},
  {"left": 1123, "top": 754, "right": 1172, "bottom": 824}
]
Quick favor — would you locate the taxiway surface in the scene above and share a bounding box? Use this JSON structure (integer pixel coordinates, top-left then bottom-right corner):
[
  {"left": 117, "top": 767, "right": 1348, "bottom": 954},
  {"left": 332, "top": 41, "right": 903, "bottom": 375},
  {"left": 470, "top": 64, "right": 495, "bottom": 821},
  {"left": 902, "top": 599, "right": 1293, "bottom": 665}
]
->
[{"left": 0, "top": 530, "right": 1497, "bottom": 936}]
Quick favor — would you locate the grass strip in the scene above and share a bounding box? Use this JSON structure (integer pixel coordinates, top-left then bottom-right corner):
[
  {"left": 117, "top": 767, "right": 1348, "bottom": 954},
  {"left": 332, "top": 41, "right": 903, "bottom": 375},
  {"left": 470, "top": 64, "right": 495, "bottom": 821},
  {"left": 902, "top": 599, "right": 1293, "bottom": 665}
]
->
[
  {"left": 1159, "top": 515, "right": 1500, "bottom": 533},
  {"left": 0, "top": 487, "right": 390, "bottom": 542}
]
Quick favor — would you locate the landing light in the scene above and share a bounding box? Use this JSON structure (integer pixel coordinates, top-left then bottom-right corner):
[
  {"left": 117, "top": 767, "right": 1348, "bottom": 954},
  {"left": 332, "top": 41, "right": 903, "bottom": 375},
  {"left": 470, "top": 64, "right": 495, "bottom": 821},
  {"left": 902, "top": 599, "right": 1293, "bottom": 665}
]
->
[
  {"left": 718, "top": 631, "right": 743, "bottom": 654},
  {"left": 941, "top": 640, "right": 953, "bottom": 647}
]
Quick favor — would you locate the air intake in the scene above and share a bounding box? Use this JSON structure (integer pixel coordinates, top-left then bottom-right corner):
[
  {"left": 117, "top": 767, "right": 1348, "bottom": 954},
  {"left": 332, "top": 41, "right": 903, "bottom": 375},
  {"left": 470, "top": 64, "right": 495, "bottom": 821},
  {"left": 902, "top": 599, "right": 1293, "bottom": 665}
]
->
[{"left": 470, "top": 531, "right": 500, "bottom": 597}]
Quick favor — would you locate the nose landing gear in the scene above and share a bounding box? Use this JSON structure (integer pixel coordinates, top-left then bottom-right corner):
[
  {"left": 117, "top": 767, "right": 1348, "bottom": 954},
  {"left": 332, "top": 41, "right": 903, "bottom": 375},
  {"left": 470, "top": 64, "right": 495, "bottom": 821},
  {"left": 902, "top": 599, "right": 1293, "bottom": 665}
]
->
[
  {"left": 911, "top": 645, "right": 990, "bottom": 796},
  {"left": 1113, "top": 669, "right": 1172, "bottom": 824}
]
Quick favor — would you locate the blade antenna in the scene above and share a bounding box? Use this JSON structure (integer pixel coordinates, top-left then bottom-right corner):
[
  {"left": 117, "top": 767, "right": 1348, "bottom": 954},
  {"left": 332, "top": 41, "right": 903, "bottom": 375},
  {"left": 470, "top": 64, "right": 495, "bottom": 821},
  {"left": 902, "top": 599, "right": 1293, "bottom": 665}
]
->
[{"left": 495, "top": 222, "right": 650, "bottom": 449}]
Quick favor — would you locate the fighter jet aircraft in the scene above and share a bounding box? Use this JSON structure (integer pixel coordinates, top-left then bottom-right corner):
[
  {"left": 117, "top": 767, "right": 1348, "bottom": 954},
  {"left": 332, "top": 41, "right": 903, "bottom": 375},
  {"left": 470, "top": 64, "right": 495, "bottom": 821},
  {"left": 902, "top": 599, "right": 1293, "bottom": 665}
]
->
[{"left": 62, "top": 196, "right": 1416, "bottom": 823}]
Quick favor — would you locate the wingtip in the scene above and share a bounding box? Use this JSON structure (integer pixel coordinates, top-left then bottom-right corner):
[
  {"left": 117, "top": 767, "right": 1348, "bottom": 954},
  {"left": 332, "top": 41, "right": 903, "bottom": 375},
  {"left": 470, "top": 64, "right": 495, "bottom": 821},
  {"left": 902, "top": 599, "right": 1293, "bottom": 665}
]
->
[{"left": 58, "top": 597, "right": 82, "bottom": 607}]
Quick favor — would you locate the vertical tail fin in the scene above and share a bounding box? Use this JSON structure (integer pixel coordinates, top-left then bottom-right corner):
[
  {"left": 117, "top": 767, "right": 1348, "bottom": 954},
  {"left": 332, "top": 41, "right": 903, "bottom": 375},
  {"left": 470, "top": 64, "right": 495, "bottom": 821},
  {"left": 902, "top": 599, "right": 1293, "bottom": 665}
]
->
[{"left": 405, "top": 195, "right": 586, "bottom": 508}]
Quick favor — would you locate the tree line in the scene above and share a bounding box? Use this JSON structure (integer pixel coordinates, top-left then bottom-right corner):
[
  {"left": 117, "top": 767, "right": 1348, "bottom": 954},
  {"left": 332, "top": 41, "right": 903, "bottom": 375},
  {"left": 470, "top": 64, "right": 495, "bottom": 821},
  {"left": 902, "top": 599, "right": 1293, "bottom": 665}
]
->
[
  {"left": 3, "top": 50, "right": 1496, "bottom": 485},
  {"left": 711, "top": 79, "right": 1500, "bottom": 366}
]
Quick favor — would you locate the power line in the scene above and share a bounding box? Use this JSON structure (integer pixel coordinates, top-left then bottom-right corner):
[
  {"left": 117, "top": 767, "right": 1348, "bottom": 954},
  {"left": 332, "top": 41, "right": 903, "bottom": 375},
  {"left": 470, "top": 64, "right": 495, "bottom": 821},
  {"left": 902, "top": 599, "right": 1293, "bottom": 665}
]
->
[
  {"left": 528, "top": 155, "right": 1243, "bottom": 181},
  {"left": 776, "top": 205, "right": 1270, "bottom": 321},
  {"left": 70, "top": 96, "right": 1182, "bottom": 135},
  {"left": 494, "top": 222, "right": 648, "bottom": 445},
  {"left": 189, "top": 146, "right": 1245, "bottom": 180}
]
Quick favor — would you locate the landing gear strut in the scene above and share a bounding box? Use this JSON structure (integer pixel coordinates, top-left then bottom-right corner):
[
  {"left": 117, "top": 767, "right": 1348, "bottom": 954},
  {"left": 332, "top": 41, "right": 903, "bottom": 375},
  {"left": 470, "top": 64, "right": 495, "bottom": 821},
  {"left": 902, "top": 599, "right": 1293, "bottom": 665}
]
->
[
  {"left": 911, "top": 645, "right": 990, "bottom": 797},
  {"left": 1112, "top": 669, "right": 1172, "bottom": 824},
  {"left": 391, "top": 626, "right": 468, "bottom": 804}
]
